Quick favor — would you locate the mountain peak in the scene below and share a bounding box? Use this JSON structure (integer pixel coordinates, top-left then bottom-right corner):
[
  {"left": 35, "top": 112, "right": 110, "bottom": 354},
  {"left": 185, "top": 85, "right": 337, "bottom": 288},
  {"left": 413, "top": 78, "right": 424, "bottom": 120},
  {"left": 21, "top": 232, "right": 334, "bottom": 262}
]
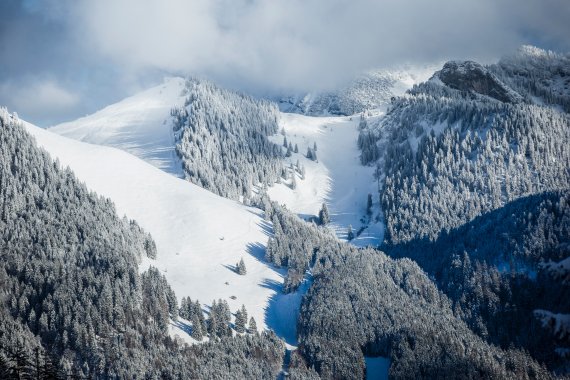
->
[{"left": 437, "top": 60, "right": 521, "bottom": 103}]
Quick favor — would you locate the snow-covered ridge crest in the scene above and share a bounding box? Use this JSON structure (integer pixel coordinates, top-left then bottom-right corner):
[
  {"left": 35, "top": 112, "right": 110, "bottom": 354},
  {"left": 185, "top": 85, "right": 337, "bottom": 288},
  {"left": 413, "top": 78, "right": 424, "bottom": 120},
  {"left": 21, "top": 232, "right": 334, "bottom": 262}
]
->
[{"left": 52, "top": 77, "right": 187, "bottom": 175}]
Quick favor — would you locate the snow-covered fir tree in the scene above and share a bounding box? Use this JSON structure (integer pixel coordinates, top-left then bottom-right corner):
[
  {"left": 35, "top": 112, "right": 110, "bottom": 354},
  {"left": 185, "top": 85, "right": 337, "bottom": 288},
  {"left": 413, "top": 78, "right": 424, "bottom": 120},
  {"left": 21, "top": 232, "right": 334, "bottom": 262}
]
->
[
  {"left": 318, "top": 203, "right": 330, "bottom": 225},
  {"left": 237, "top": 258, "right": 247, "bottom": 275}
]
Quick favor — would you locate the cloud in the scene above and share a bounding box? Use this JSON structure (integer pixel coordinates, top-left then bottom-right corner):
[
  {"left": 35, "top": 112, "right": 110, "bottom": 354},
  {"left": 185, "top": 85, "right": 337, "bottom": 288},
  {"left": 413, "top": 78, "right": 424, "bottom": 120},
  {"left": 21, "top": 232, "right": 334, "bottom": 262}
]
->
[
  {"left": 0, "top": 79, "right": 79, "bottom": 125},
  {"left": 1, "top": 0, "right": 569, "bottom": 125},
  {"left": 71, "top": 0, "right": 570, "bottom": 92}
]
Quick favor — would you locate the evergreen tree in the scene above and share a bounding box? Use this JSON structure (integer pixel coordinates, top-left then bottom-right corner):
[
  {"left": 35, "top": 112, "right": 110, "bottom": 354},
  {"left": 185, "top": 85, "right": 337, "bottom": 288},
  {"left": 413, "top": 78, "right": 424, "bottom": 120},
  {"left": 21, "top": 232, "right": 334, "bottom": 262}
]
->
[
  {"left": 249, "top": 317, "right": 258, "bottom": 334},
  {"left": 208, "top": 306, "right": 218, "bottom": 338},
  {"left": 180, "top": 297, "right": 187, "bottom": 319},
  {"left": 191, "top": 312, "right": 203, "bottom": 341},
  {"left": 194, "top": 300, "right": 207, "bottom": 333},
  {"left": 358, "top": 114, "right": 367, "bottom": 130},
  {"left": 367, "top": 193, "right": 373, "bottom": 215},
  {"left": 294, "top": 143, "right": 299, "bottom": 153},
  {"left": 240, "top": 304, "right": 248, "bottom": 324},
  {"left": 237, "top": 258, "right": 247, "bottom": 275},
  {"left": 283, "top": 136, "right": 288, "bottom": 148},
  {"left": 235, "top": 306, "right": 247, "bottom": 334},
  {"left": 319, "top": 203, "right": 330, "bottom": 225},
  {"left": 313, "top": 142, "right": 317, "bottom": 151}
]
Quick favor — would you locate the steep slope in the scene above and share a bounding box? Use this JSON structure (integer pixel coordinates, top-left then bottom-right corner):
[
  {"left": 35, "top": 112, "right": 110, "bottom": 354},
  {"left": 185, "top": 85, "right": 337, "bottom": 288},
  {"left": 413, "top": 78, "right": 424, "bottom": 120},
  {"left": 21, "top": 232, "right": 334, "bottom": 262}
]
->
[
  {"left": 52, "top": 77, "right": 187, "bottom": 175},
  {"left": 267, "top": 113, "right": 384, "bottom": 246},
  {"left": 26, "top": 118, "right": 284, "bottom": 337},
  {"left": 1, "top": 109, "right": 287, "bottom": 379},
  {"left": 0, "top": 109, "right": 169, "bottom": 377},
  {"left": 54, "top": 77, "right": 284, "bottom": 201}
]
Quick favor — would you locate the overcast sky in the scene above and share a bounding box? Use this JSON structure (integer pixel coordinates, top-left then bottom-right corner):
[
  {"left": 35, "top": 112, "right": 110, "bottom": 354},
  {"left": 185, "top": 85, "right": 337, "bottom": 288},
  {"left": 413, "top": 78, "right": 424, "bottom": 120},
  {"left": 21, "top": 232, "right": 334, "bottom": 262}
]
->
[{"left": 1, "top": 0, "right": 569, "bottom": 126}]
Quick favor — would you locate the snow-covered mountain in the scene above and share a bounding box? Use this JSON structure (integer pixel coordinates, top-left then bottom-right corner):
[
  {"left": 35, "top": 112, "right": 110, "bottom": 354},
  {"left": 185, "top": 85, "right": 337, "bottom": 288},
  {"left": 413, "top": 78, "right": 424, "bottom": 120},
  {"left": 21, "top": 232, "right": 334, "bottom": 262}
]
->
[
  {"left": 3, "top": 45, "right": 569, "bottom": 378},
  {"left": 356, "top": 46, "right": 570, "bottom": 370},
  {"left": 27, "top": 118, "right": 287, "bottom": 343},
  {"left": 51, "top": 77, "right": 392, "bottom": 247},
  {"left": 0, "top": 109, "right": 288, "bottom": 378}
]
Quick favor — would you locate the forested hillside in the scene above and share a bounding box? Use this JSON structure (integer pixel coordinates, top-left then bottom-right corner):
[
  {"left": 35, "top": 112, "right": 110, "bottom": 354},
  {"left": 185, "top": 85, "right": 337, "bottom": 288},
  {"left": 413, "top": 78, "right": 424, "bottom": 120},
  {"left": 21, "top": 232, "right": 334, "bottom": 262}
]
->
[
  {"left": 491, "top": 45, "right": 570, "bottom": 112},
  {"left": 0, "top": 109, "right": 285, "bottom": 378},
  {"left": 251, "top": 195, "right": 551, "bottom": 379},
  {"left": 298, "top": 251, "right": 551, "bottom": 380},
  {"left": 355, "top": 47, "right": 570, "bottom": 375},
  {"left": 387, "top": 191, "right": 570, "bottom": 372},
  {"left": 172, "top": 79, "right": 284, "bottom": 200},
  {"left": 359, "top": 48, "right": 570, "bottom": 245}
]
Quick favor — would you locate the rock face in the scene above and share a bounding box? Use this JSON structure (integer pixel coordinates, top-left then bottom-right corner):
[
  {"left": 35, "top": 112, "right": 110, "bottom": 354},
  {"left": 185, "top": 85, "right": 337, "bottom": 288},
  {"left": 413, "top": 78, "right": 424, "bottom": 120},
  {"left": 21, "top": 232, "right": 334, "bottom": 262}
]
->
[{"left": 438, "top": 60, "right": 521, "bottom": 103}]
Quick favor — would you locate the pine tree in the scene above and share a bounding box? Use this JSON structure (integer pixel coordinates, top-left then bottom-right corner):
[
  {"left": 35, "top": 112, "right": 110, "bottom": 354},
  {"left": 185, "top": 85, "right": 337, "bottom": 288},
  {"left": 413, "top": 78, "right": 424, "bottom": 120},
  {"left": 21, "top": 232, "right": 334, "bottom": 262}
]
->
[
  {"left": 294, "top": 143, "right": 299, "bottom": 153},
  {"left": 291, "top": 173, "right": 297, "bottom": 190},
  {"left": 235, "top": 309, "right": 246, "bottom": 333},
  {"left": 313, "top": 142, "right": 317, "bottom": 151},
  {"left": 249, "top": 317, "right": 258, "bottom": 334},
  {"left": 194, "top": 300, "right": 207, "bottom": 333},
  {"left": 191, "top": 312, "right": 203, "bottom": 341},
  {"left": 180, "top": 297, "right": 187, "bottom": 318},
  {"left": 237, "top": 258, "right": 247, "bottom": 275},
  {"left": 319, "top": 203, "right": 330, "bottom": 225},
  {"left": 219, "top": 300, "right": 232, "bottom": 337},
  {"left": 367, "top": 193, "right": 373, "bottom": 215},
  {"left": 240, "top": 304, "right": 248, "bottom": 323},
  {"left": 286, "top": 145, "right": 292, "bottom": 157},
  {"left": 186, "top": 296, "right": 194, "bottom": 319},
  {"left": 283, "top": 136, "right": 288, "bottom": 148},
  {"left": 306, "top": 147, "right": 314, "bottom": 160},
  {"left": 180, "top": 297, "right": 189, "bottom": 319}
]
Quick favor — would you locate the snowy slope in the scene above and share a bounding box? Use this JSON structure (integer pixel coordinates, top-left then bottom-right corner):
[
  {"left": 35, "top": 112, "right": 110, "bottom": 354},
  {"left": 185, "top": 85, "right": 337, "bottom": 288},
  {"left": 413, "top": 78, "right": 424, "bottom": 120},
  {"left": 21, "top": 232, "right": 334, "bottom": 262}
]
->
[
  {"left": 50, "top": 78, "right": 387, "bottom": 246},
  {"left": 51, "top": 77, "right": 187, "bottom": 175},
  {"left": 23, "top": 121, "right": 285, "bottom": 342},
  {"left": 269, "top": 113, "right": 384, "bottom": 246}
]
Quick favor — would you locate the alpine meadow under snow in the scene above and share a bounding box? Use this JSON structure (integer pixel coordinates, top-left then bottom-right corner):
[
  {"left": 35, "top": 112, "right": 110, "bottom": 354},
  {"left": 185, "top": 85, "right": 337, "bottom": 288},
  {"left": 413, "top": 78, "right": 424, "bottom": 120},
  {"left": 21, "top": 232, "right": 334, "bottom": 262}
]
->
[{"left": 1, "top": 27, "right": 569, "bottom": 380}]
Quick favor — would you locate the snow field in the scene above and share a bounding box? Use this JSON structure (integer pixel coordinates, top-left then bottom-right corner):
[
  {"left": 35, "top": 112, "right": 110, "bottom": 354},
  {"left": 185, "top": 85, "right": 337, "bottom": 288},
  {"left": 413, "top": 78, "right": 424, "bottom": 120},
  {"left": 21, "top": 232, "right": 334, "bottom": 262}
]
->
[{"left": 269, "top": 112, "right": 385, "bottom": 246}]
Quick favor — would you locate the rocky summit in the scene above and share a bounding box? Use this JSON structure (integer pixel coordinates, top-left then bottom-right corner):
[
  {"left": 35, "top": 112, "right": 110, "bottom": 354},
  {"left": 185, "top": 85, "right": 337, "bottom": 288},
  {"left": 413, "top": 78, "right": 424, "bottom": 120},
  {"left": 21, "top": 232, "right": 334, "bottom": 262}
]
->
[{"left": 438, "top": 60, "right": 522, "bottom": 103}]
